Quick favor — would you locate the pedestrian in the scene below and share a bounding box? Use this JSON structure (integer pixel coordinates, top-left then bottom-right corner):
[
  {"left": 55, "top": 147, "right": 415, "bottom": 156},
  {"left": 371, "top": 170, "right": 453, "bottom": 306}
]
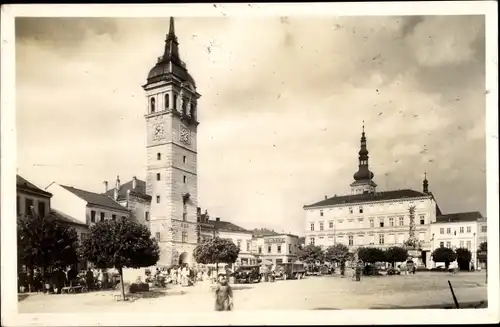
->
[
  {"left": 85, "top": 268, "right": 94, "bottom": 291},
  {"left": 67, "top": 266, "right": 78, "bottom": 287},
  {"left": 214, "top": 273, "right": 233, "bottom": 311},
  {"left": 355, "top": 261, "right": 362, "bottom": 281}
]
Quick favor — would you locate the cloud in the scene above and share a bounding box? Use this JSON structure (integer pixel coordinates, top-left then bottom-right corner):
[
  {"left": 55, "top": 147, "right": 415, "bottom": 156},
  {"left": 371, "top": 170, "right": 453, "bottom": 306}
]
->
[{"left": 15, "top": 15, "right": 486, "bottom": 234}]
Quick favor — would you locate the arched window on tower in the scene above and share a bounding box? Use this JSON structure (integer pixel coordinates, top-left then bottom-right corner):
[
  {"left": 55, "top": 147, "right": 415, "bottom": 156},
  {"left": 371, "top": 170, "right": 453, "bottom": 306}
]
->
[
  {"left": 165, "top": 94, "right": 170, "bottom": 110},
  {"left": 191, "top": 103, "right": 197, "bottom": 121},
  {"left": 173, "top": 94, "right": 178, "bottom": 110},
  {"left": 182, "top": 98, "right": 187, "bottom": 116},
  {"left": 150, "top": 97, "right": 156, "bottom": 113}
]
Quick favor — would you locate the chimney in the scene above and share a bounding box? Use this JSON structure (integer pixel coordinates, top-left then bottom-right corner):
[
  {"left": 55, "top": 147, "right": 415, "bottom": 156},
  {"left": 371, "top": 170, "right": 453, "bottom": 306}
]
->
[
  {"left": 215, "top": 217, "right": 220, "bottom": 222},
  {"left": 197, "top": 207, "right": 201, "bottom": 215},
  {"left": 115, "top": 175, "right": 121, "bottom": 190},
  {"left": 325, "top": 195, "right": 328, "bottom": 200},
  {"left": 103, "top": 181, "right": 108, "bottom": 192},
  {"left": 114, "top": 188, "right": 119, "bottom": 201},
  {"left": 132, "top": 176, "right": 137, "bottom": 190}
]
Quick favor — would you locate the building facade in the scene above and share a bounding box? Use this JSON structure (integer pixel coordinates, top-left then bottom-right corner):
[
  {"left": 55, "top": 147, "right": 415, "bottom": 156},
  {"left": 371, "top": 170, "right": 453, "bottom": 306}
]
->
[
  {"left": 251, "top": 234, "right": 300, "bottom": 265},
  {"left": 16, "top": 175, "right": 52, "bottom": 218},
  {"left": 141, "top": 17, "right": 201, "bottom": 267},
  {"left": 429, "top": 211, "right": 486, "bottom": 268},
  {"left": 303, "top": 125, "right": 441, "bottom": 267}
]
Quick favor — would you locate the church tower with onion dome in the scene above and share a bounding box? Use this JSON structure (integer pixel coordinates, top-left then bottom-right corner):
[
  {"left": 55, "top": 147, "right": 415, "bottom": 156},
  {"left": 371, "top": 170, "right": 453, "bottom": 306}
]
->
[
  {"left": 142, "top": 17, "right": 200, "bottom": 266},
  {"left": 350, "top": 122, "right": 377, "bottom": 195}
]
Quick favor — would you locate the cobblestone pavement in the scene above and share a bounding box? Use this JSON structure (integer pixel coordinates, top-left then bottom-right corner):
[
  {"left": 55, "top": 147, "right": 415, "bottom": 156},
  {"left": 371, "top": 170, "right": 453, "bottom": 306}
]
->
[{"left": 18, "top": 271, "right": 487, "bottom": 313}]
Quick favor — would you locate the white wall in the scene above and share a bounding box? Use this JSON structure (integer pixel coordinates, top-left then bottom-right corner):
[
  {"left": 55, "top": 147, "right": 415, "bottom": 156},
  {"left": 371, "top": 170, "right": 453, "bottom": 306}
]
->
[
  {"left": 430, "top": 221, "right": 480, "bottom": 267},
  {"left": 46, "top": 183, "right": 87, "bottom": 224},
  {"left": 85, "top": 205, "right": 129, "bottom": 225},
  {"left": 304, "top": 196, "right": 436, "bottom": 251},
  {"left": 217, "top": 230, "right": 254, "bottom": 254}
]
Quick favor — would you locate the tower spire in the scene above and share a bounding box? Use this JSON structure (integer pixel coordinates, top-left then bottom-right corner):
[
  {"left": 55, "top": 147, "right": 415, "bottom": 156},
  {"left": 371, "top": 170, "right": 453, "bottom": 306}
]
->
[
  {"left": 423, "top": 171, "right": 429, "bottom": 193},
  {"left": 351, "top": 121, "right": 376, "bottom": 193},
  {"left": 162, "top": 16, "right": 181, "bottom": 65}
]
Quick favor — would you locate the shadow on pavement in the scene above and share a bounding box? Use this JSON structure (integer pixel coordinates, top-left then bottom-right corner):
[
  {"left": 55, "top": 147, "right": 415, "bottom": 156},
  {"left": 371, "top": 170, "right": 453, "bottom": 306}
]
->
[
  {"left": 313, "top": 307, "right": 342, "bottom": 310},
  {"left": 126, "top": 290, "right": 185, "bottom": 302},
  {"left": 232, "top": 285, "right": 254, "bottom": 291},
  {"left": 18, "top": 294, "right": 30, "bottom": 302},
  {"left": 370, "top": 300, "right": 487, "bottom": 310}
]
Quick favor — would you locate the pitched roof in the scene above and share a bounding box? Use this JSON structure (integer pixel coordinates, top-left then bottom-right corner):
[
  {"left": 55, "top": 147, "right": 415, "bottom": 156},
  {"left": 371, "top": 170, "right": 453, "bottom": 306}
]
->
[
  {"left": 304, "top": 189, "right": 430, "bottom": 209},
  {"left": 208, "top": 219, "right": 252, "bottom": 234},
  {"left": 103, "top": 179, "right": 151, "bottom": 201},
  {"left": 48, "top": 209, "right": 88, "bottom": 227},
  {"left": 16, "top": 175, "right": 52, "bottom": 197},
  {"left": 60, "top": 185, "right": 129, "bottom": 212},
  {"left": 436, "top": 211, "right": 484, "bottom": 223},
  {"left": 252, "top": 228, "right": 279, "bottom": 238}
]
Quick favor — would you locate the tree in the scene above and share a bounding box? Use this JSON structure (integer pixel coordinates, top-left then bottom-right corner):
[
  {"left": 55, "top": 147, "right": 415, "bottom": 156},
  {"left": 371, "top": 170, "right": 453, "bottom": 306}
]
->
[
  {"left": 324, "top": 244, "right": 352, "bottom": 276},
  {"left": 431, "top": 247, "right": 456, "bottom": 269},
  {"left": 385, "top": 246, "right": 408, "bottom": 267},
  {"left": 477, "top": 241, "right": 487, "bottom": 262},
  {"left": 455, "top": 248, "right": 472, "bottom": 270},
  {"left": 79, "top": 218, "right": 160, "bottom": 300},
  {"left": 357, "top": 247, "right": 385, "bottom": 264},
  {"left": 17, "top": 211, "right": 79, "bottom": 274},
  {"left": 297, "top": 244, "right": 324, "bottom": 266},
  {"left": 193, "top": 237, "right": 240, "bottom": 273}
]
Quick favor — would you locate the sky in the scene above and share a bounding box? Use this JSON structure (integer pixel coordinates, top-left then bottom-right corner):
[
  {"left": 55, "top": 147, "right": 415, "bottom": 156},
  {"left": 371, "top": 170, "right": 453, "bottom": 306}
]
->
[{"left": 15, "top": 15, "right": 487, "bottom": 235}]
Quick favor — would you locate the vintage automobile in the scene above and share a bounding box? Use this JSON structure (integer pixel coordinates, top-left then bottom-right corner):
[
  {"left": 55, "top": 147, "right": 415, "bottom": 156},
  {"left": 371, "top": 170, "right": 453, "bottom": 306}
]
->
[
  {"left": 233, "top": 265, "right": 261, "bottom": 284},
  {"left": 273, "top": 262, "right": 306, "bottom": 280}
]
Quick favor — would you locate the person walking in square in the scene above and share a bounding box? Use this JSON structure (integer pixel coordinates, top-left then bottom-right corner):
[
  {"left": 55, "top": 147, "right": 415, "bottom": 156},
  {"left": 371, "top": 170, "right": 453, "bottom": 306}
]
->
[{"left": 214, "top": 273, "right": 233, "bottom": 311}]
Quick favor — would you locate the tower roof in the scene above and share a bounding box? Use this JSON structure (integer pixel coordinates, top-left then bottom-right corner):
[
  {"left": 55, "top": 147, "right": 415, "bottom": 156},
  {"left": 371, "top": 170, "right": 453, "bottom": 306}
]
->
[
  {"left": 353, "top": 121, "right": 375, "bottom": 182},
  {"left": 145, "top": 17, "right": 196, "bottom": 87}
]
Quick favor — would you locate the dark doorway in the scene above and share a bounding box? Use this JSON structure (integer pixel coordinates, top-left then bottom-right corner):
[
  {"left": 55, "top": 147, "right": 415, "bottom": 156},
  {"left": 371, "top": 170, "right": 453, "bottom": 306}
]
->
[
  {"left": 179, "top": 252, "right": 188, "bottom": 265},
  {"left": 422, "top": 251, "right": 427, "bottom": 267}
]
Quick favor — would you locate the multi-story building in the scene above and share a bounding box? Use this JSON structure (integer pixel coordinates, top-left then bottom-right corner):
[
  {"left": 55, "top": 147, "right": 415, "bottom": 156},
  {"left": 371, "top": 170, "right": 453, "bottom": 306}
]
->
[
  {"left": 45, "top": 182, "right": 130, "bottom": 231},
  {"left": 211, "top": 218, "right": 256, "bottom": 266},
  {"left": 16, "top": 174, "right": 52, "bottom": 218},
  {"left": 430, "top": 211, "right": 486, "bottom": 268},
  {"left": 103, "top": 176, "right": 152, "bottom": 228},
  {"left": 251, "top": 234, "right": 300, "bottom": 265},
  {"left": 303, "top": 125, "right": 439, "bottom": 267}
]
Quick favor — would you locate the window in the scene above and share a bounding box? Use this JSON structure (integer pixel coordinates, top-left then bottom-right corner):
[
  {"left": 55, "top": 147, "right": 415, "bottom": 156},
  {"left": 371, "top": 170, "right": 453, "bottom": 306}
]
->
[
  {"left": 440, "top": 241, "right": 444, "bottom": 248},
  {"left": 237, "top": 240, "right": 241, "bottom": 249},
  {"left": 156, "top": 196, "right": 160, "bottom": 203},
  {"left": 379, "top": 219, "right": 384, "bottom": 228},
  {"left": 419, "top": 215, "right": 425, "bottom": 225},
  {"left": 258, "top": 246, "right": 262, "bottom": 254},
  {"left": 466, "top": 241, "right": 471, "bottom": 250},
  {"left": 150, "top": 97, "right": 155, "bottom": 113},
  {"left": 182, "top": 232, "right": 188, "bottom": 243},
  {"left": 369, "top": 219, "right": 374, "bottom": 228},
  {"left": 328, "top": 221, "right": 334, "bottom": 229},
  {"left": 122, "top": 216, "right": 126, "bottom": 220},
  {"left": 319, "top": 222, "right": 324, "bottom": 231},
  {"left": 156, "top": 232, "right": 160, "bottom": 240},
  {"left": 349, "top": 207, "right": 353, "bottom": 214},
  {"left": 156, "top": 173, "right": 161, "bottom": 181},
  {"left": 481, "top": 226, "right": 487, "bottom": 233},
  {"left": 112, "top": 214, "right": 116, "bottom": 221},
  {"left": 446, "top": 241, "right": 451, "bottom": 248},
  {"left": 173, "top": 94, "right": 178, "bottom": 110},
  {"left": 348, "top": 235, "right": 354, "bottom": 246},
  {"left": 183, "top": 176, "right": 187, "bottom": 183},
  {"left": 310, "top": 238, "right": 315, "bottom": 245},
  {"left": 91, "top": 210, "right": 96, "bottom": 223},
  {"left": 16, "top": 196, "right": 20, "bottom": 215},
  {"left": 359, "top": 206, "right": 363, "bottom": 214},
  {"left": 145, "top": 212, "right": 150, "bottom": 221},
  {"left": 183, "top": 155, "right": 187, "bottom": 163},
  {"left": 319, "top": 210, "right": 324, "bottom": 217},
  {"left": 399, "top": 216, "right": 404, "bottom": 226},
  {"left": 277, "top": 245, "right": 282, "bottom": 254},
  {"left": 310, "top": 223, "right": 315, "bottom": 231},
  {"left": 458, "top": 226, "right": 464, "bottom": 233},
  {"left": 288, "top": 244, "right": 292, "bottom": 253},
  {"left": 267, "top": 245, "right": 272, "bottom": 253},
  {"left": 100, "top": 212, "right": 105, "bottom": 222},
  {"left": 38, "top": 201, "right": 46, "bottom": 218},
  {"left": 246, "top": 241, "right": 250, "bottom": 251},
  {"left": 466, "top": 226, "right": 471, "bottom": 233},
  {"left": 459, "top": 240, "right": 464, "bottom": 248},
  {"left": 165, "top": 93, "right": 170, "bottom": 110},
  {"left": 25, "top": 198, "right": 34, "bottom": 214},
  {"left": 389, "top": 218, "right": 394, "bottom": 227},
  {"left": 379, "top": 234, "right": 385, "bottom": 245},
  {"left": 440, "top": 228, "right": 444, "bottom": 234},
  {"left": 446, "top": 228, "right": 451, "bottom": 234}
]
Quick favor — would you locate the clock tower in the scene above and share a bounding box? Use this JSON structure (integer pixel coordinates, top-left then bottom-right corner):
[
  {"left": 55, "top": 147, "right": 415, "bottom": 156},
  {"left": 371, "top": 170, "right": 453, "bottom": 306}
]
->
[{"left": 142, "top": 17, "right": 201, "bottom": 266}]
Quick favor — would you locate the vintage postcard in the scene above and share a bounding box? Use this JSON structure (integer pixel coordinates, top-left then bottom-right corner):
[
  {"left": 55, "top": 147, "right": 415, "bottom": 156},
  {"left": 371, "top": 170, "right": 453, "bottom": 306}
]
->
[{"left": 1, "top": 2, "right": 498, "bottom": 326}]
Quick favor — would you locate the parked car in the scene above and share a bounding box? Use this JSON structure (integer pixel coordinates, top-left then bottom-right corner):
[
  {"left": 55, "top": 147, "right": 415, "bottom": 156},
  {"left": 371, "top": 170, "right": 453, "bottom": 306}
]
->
[
  {"left": 233, "top": 265, "right": 261, "bottom": 284},
  {"left": 273, "top": 262, "right": 306, "bottom": 280}
]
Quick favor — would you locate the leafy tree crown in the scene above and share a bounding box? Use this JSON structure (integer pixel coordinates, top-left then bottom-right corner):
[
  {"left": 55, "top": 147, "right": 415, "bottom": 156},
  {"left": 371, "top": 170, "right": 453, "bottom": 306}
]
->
[{"left": 193, "top": 237, "right": 240, "bottom": 265}]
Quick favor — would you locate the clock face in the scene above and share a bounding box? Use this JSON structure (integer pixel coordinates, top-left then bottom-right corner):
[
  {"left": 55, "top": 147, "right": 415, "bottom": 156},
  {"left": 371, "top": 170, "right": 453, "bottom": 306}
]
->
[
  {"left": 180, "top": 126, "right": 190, "bottom": 144},
  {"left": 153, "top": 124, "right": 164, "bottom": 140}
]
